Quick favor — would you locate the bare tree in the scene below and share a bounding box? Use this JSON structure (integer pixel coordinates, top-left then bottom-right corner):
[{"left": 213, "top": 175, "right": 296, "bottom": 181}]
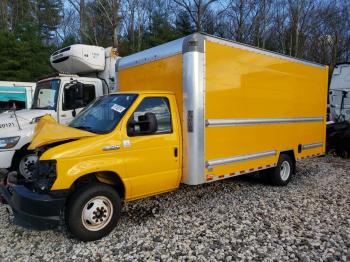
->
[
  {"left": 271, "top": 0, "right": 289, "bottom": 54},
  {"left": 251, "top": 0, "right": 273, "bottom": 48},
  {"left": 120, "top": 0, "right": 148, "bottom": 52},
  {"left": 307, "top": 0, "right": 350, "bottom": 66},
  {"left": 286, "top": 0, "right": 316, "bottom": 57},
  {"left": 0, "top": 0, "right": 8, "bottom": 30},
  {"left": 67, "top": 0, "right": 87, "bottom": 43},
  {"left": 96, "top": 0, "right": 121, "bottom": 47},
  {"left": 223, "top": 0, "right": 256, "bottom": 42},
  {"left": 173, "top": 0, "right": 219, "bottom": 32},
  {"left": 54, "top": 4, "right": 80, "bottom": 43}
]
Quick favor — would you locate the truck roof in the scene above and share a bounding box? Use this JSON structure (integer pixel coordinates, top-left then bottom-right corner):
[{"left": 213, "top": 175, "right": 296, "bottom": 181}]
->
[
  {"left": 0, "top": 81, "right": 36, "bottom": 87},
  {"left": 117, "top": 33, "right": 326, "bottom": 71},
  {"left": 37, "top": 73, "right": 79, "bottom": 82}
]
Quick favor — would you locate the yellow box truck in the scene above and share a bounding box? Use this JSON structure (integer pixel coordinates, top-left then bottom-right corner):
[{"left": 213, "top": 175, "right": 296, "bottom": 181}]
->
[{"left": 0, "top": 33, "right": 328, "bottom": 241}]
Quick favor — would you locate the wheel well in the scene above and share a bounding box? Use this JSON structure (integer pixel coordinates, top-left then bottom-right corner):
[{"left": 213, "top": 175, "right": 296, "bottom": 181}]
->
[
  {"left": 70, "top": 172, "right": 125, "bottom": 199},
  {"left": 11, "top": 143, "right": 32, "bottom": 166}
]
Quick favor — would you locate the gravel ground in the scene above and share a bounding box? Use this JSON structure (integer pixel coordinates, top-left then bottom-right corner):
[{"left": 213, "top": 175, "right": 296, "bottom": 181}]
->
[{"left": 0, "top": 156, "right": 349, "bottom": 262}]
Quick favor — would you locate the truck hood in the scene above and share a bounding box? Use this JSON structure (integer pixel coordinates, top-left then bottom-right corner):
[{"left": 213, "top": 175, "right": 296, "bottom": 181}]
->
[
  {"left": 28, "top": 115, "right": 96, "bottom": 150},
  {"left": 0, "top": 109, "right": 55, "bottom": 133}
]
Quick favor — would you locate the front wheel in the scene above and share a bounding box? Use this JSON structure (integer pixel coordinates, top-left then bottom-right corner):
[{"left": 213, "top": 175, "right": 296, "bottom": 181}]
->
[
  {"left": 12, "top": 148, "right": 38, "bottom": 179},
  {"left": 66, "top": 183, "right": 121, "bottom": 241}
]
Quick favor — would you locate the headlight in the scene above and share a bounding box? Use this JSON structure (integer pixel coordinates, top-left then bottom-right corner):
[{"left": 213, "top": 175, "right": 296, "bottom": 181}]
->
[
  {"left": 32, "top": 160, "right": 57, "bottom": 192},
  {"left": 30, "top": 115, "right": 44, "bottom": 124},
  {"left": 0, "top": 136, "right": 20, "bottom": 149}
]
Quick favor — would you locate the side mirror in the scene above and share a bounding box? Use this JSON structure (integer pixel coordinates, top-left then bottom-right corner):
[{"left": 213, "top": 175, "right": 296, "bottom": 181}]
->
[{"left": 127, "top": 112, "right": 158, "bottom": 136}]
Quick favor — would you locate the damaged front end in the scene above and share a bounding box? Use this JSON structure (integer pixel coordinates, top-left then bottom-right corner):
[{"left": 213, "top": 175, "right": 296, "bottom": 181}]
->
[
  {"left": 0, "top": 139, "right": 73, "bottom": 228},
  {"left": 0, "top": 169, "right": 66, "bottom": 229},
  {"left": 0, "top": 115, "right": 96, "bottom": 229}
]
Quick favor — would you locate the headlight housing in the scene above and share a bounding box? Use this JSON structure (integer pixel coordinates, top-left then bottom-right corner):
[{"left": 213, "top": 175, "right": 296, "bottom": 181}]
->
[
  {"left": 0, "top": 136, "right": 20, "bottom": 149},
  {"left": 32, "top": 160, "right": 57, "bottom": 192},
  {"left": 30, "top": 115, "right": 44, "bottom": 124}
]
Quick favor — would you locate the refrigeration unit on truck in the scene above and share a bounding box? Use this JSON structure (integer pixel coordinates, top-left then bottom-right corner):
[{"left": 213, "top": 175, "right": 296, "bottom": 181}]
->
[
  {"left": 0, "top": 45, "right": 118, "bottom": 178},
  {"left": 0, "top": 81, "right": 36, "bottom": 112},
  {"left": 0, "top": 33, "right": 328, "bottom": 241},
  {"left": 327, "top": 62, "right": 350, "bottom": 157}
]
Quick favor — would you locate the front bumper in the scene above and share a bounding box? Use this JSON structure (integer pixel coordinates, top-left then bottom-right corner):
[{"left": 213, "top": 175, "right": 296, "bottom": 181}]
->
[
  {"left": 0, "top": 150, "right": 15, "bottom": 169},
  {"left": 0, "top": 175, "right": 66, "bottom": 229}
]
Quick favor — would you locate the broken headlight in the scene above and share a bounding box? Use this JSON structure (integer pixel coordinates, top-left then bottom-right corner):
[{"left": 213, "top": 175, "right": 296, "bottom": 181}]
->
[{"left": 32, "top": 160, "right": 57, "bottom": 192}]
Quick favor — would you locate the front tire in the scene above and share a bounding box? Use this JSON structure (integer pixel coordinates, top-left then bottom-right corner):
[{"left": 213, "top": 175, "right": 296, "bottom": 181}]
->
[
  {"left": 12, "top": 148, "right": 38, "bottom": 179},
  {"left": 66, "top": 183, "right": 121, "bottom": 241}
]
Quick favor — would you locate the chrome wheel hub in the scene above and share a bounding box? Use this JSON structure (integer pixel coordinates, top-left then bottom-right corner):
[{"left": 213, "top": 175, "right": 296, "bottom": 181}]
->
[
  {"left": 19, "top": 154, "right": 38, "bottom": 179},
  {"left": 280, "top": 161, "right": 291, "bottom": 181},
  {"left": 82, "top": 196, "right": 113, "bottom": 231}
]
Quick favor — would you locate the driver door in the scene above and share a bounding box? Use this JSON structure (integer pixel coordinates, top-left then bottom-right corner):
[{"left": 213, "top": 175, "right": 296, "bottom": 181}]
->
[{"left": 122, "top": 96, "right": 181, "bottom": 199}]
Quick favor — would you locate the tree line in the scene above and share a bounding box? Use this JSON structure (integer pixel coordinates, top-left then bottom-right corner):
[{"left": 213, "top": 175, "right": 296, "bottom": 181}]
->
[{"left": 0, "top": 0, "right": 349, "bottom": 82}]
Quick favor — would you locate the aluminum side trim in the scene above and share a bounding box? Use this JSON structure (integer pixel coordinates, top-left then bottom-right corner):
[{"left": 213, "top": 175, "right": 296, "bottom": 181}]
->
[
  {"left": 181, "top": 50, "right": 206, "bottom": 185},
  {"left": 182, "top": 33, "right": 205, "bottom": 53},
  {"left": 302, "top": 143, "right": 323, "bottom": 150},
  {"left": 117, "top": 38, "right": 184, "bottom": 70},
  {"left": 207, "top": 150, "right": 277, "bottom": 168},
  {"left": 206, "top": 117, "right": 324, "bottom": 127}
]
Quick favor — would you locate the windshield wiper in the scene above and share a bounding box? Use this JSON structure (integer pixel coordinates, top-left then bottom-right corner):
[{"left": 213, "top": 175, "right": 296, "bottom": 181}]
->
[
  {"left": 72, "top": 125, "right": 99, "bottom": 133},
  {"left": 73, "top": 126, "right": 108, "bottom": 134},
  {"left": 31, "top": 106, "right": 51, "bottom": 110}
]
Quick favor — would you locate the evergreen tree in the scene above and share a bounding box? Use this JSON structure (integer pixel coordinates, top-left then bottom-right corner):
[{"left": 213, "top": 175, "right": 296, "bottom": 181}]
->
[
  {"left": 0, "top": 0, "right": 61, "bottom": 81},
  {"left": 36, "top": 0, "right": 63, "bottom": 42},
  {"left": 143, "top": 12, "right": 180, "bottom": 48},
  {"left": 175, "top": 10, "right": 194, "bottom": 36},
  {"left": 0, "top": 24, "right": 54, "bottom": 81}
]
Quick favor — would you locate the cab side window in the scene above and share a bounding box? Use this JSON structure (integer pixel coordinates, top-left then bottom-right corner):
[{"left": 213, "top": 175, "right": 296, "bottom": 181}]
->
[
  {"left": 63, "top": 84, "right": 96, "bottom": 110},
  {"left": 127, "top": 97, "right": 172, "bottom": 136}
]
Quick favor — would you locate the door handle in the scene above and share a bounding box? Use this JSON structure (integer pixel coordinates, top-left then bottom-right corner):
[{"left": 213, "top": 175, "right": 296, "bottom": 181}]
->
[
  {"left": 174, "top": 147, "right": 178, "bottom": 157},
  {"left": 103, "top": 145, "right": 120, "bottom": 151}
]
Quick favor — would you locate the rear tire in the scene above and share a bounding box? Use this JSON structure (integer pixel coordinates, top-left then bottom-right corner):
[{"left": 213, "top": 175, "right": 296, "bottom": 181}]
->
[
  {"left": 262, "top": 154, "right": 294, "bottom": 186},
  {"left": 66, "top": 183, "right": 121, "bottom": 241}
]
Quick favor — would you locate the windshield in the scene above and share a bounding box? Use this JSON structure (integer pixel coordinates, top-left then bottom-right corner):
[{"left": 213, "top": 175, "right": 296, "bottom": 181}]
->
[
  {"left": 32, "top": 79, "right": 60, "bottom": 110},
  {"left": 69, "top": 94, "right": 138, "bottom": 134}
]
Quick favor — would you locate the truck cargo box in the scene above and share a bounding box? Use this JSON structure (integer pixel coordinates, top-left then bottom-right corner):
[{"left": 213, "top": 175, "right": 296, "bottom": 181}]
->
[
  {"left": 116, "top": 33, "right": 328, "bottom": 185},
  {"left": 0, "top": 81, "right": 36, "bottom": 111}
]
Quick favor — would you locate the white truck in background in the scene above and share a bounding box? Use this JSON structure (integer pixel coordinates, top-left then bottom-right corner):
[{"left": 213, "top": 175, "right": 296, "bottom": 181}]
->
[
  {"left": 0, "top": 81, "right": 36, "bottom": 112},
  {"left": 0, "top": 45, "right": 118, "bottom": 178},
  {"left": 329, "top": 63, "right": 350, "bottom": 122},
  {"left": 327, "top": 62, "right": 350, "bottom": 157}
]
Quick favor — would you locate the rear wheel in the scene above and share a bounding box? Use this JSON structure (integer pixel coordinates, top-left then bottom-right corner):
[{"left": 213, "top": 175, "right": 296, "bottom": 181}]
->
[
  {"left": 262, "top": 154, "right": 294, "bottom": 186},
  {"left": 66, "top": 183, "right": 121, "bottom": 241}
]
